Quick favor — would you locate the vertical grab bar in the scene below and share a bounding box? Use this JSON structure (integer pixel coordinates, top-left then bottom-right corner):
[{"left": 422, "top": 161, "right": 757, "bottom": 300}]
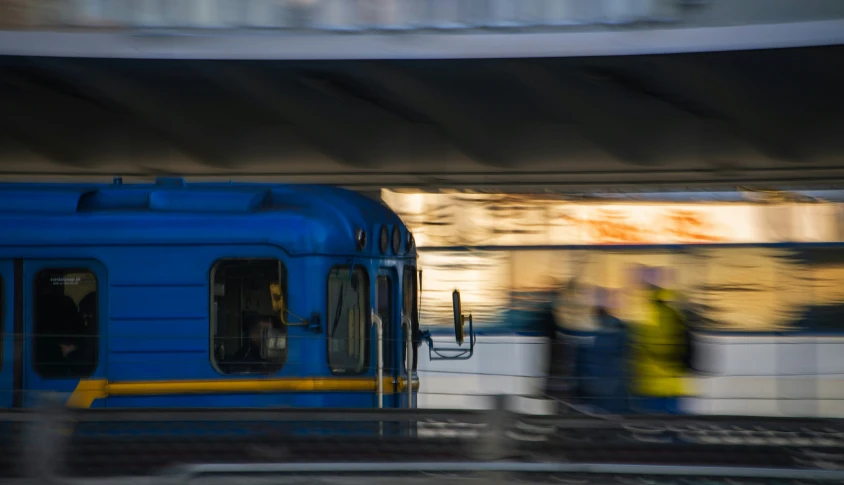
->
[
  {"left": 402, "top": 313, "right": 413, "bottom": 408},
  {"left": 371, "top": 310, "right": 383, "bottom": 410}
]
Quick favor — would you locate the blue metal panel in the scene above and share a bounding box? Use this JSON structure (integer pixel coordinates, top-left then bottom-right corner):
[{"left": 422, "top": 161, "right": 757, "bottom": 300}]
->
[
  {"left": 110, "top": 285, "right": 207, "bottom": 319},
  {"left": 109, "top": 318, "right": 207, "bottom": 353},
  {"left": 107, "top": 352, "right": 211, "bottom": 381},
  {"left": 0, "top": 261, "right": 12, "bottom": 408}
]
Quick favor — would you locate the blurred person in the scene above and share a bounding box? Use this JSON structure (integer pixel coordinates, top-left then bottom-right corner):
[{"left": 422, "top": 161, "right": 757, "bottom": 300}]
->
[
  {"left": 629, "top": 285, "right": 693, "bottom": 414},
  {"left": 541, "top": 280, "right": 581, "bottom": 411},
  {"left": 577, "top": 295, "right": 631, "bottom": 414}
]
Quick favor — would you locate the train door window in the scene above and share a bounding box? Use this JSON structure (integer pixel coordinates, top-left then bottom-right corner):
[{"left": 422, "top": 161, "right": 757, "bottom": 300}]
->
[
  {"left": 403, "top": 268, "right": 420, "bottom": 371},
  {"left": 33, "top": 269, "right": 98, "bottom": 378},
  {"left": 210, "top": 259, "right": 287, "bottom": 375},
  {"left": 376, "top": 275, "right": 393, "bottom": 372},
  {"left": 327, "top": 266, "right": 369, "bottom": 374}
]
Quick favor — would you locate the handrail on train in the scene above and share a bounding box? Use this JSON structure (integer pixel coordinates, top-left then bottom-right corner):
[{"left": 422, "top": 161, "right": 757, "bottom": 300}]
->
[
  {"left": 371, "top": 309, "right": 384, "bottom": 410},
  {"left": 401, "top": 313, "right": 414, "bottom": 408}
]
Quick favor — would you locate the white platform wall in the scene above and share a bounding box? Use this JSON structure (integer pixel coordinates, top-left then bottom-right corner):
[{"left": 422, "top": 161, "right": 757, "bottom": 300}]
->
[{"left": 417, "top": 334, "right": 844, "bottom": 417}]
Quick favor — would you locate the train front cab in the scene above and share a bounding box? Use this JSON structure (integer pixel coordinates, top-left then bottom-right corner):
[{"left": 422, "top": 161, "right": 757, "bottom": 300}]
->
[{"left": 0, "top": 247, "right": 472, "bottom": 412}]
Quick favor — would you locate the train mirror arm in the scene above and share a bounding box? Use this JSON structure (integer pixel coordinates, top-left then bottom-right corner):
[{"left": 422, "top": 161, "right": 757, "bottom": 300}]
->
[
  {"left": 422, "top": 314, "right": 476, "bottom": 361},
  {"left": 308, "top": 312, "right": 321, "bottom": 333}
]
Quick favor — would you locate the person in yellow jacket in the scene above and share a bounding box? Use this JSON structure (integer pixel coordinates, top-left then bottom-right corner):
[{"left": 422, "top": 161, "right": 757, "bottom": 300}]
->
[{"left": 629, "top": 286, "right": 695, "bottom": 414}]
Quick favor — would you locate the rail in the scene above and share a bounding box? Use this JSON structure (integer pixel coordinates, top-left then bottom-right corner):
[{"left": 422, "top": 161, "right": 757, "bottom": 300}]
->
[
  {"left": 167, "top": 462, "right": 844, "bottom": 481},
  {"left": 4, "top": 395, "right": 844, "bottom": 479}
]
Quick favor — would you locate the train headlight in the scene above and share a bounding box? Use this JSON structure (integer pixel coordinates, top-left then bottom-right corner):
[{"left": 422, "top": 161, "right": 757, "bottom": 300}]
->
[
  {"left": 392, "top": 226, "right": 401, "bottom": 254},
  {"left": 406, "top": 231, "right": 415, "bottom": 252},
  {"left": 355, "top": 228, "right": 367, "bottom": 252},
  {"left": 379, "top": 225, "right": 389, "bottom": 254}
]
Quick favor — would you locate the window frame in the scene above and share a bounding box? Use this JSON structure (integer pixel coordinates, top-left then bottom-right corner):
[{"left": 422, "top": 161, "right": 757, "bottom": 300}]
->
[
  {"left": 208, "top": 257, "right": 288, "bottom": 376},
  {"left": 403, "top": 266, "right": 420, "bottom": 372},
  {"left": 32, "top": 267, "right": 99, "bottom": 379},
  {"left": 326, "top": 265, "right": 370, "bottom": 376}
]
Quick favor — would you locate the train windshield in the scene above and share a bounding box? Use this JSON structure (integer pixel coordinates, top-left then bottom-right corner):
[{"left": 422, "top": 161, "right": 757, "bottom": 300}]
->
[{"left": 327, "top": 266, "right": 369, "bottom": 375}]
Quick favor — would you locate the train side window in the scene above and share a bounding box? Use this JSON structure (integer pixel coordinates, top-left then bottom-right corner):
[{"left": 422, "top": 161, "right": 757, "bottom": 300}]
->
[
  {"left": 327, "top": 266, "right": 369, "bottom": 374},
  {"left": 33, "top": 269, "right": 98, "bottom": 379},
  {"left": 210, "top": 259, "right": 287, "bottom": 375},
  {"left": 403, "top": 267, "right": 420, "bottom": 371}
]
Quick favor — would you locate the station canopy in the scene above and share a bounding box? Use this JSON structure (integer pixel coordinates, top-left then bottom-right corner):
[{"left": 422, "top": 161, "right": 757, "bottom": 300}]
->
[{"left": 0, "top": 45, "right": 842, "bottom": 191}]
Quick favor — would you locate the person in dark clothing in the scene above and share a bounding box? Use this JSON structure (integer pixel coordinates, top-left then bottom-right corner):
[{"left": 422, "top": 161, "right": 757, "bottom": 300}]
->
[
  {"left": 540, "top": 291, "right": 579, "bottom": 410},
  {"left": 578, "top": 305, "right": 631, "bottom": 414},
  {"left": 36, "top": 294, "right": 90, "bottom": 377},
  {"left": 229, "top": 314, "right": 273, "bottom": 373},
  {"left": 78, "top": 292, "right": 97, "bottom": 329}
]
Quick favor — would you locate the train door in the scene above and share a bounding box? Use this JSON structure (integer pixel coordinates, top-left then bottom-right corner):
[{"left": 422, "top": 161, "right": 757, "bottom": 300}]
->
[
  {"left": 402, "top": 267, "right": 419, "bottom": 409},
  {"left": 375, "top": 273, "right": 397, "bottom": 408},
  {"left": 0, "top": 260, "right": 13, "bottom": 408},
  {"left": 22, "top": 260, "right": 106, "bottom": 408}
]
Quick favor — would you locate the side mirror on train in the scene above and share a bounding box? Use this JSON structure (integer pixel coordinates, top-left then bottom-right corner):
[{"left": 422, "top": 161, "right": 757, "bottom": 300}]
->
[
  {"left": 261, "top": 327, "right": 287, "bottom": 361},
  {"left": 452, "top": 290, "right": 467, "bottom": 346},
  {"left": 421, "top": 289, "right": 475, "bottom": 361}
]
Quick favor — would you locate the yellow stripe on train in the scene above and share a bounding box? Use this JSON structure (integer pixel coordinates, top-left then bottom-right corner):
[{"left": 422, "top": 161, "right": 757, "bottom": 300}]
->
[{"left": 68, "top": 377, "right": 420, "bottom": 409}]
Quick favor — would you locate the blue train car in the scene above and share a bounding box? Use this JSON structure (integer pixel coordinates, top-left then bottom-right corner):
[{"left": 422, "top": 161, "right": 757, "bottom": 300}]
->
[{"left": 0, "top": 178, "right": 470, "bottom": 410}]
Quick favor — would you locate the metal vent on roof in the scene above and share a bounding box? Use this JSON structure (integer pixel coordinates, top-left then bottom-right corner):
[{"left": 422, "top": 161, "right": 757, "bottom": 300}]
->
[
  {"left": 0, "top": 190, "right": 83, "bottom": 214},
  {"left": 148, "top": 190, "right": 269, "bottom": 212},
  {"left": 77, "top": 189, "right": 271, "bottom": 213}
]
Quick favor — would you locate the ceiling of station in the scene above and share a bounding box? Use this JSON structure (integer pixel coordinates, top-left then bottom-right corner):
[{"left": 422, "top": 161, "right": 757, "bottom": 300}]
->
[{"left": 0, "top": 45, "right": 842, "bottom": 191}]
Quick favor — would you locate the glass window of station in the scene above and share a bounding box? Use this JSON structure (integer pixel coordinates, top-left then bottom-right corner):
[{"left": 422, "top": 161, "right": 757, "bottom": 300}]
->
[
  {"left": 327, "top": 266, "right": 369, "bottom": 374},
  {"left": 211, "top": 259, "right": 287, "bottom": 375},
  {"left": 33, "top": 269, "right": 98, "bottom": 378}
]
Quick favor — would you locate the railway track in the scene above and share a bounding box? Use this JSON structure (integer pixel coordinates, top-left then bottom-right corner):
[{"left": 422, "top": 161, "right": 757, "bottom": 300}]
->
[{"left": 0, "top": 409, "right": 841, "bottom": 478}]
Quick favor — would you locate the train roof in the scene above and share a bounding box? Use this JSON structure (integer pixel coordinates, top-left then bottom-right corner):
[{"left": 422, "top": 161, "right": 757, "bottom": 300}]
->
[{"left": 0, "top": 179, "right": 409, "bottom": 256}]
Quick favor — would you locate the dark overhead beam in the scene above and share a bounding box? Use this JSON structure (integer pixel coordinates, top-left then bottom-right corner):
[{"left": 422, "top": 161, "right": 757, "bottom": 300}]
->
[
  {"left": 191, "top": 63, "right": 375, "bottom": 168},
  {"left": 498, "top": 60, "right": 699, "bottom": 167},
  {"left": 638, "top": 57, "right": 806, "bottom": 163},
  {"left": 353, "top": 63, "right": 509, "bottom": 168},
  {"left": 0, "top": 117, "right": 86, "bottom": 166},
  {"left": 0, "top": 74, "right": 111, "bottom": 167},
  {"left": 29, "top": 59, "right": 230, "bottom": 168}
]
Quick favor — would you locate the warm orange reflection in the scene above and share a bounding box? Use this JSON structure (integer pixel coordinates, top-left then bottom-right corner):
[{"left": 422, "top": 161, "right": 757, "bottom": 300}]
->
[
  {"left": 584, "top": 209, "right": 648, "bottom": 243},
  {"left": 386, "top": 191, "right": 844, "bottom": 333},
  {"left": 665, "top": 210, "right": 723, "bottom": 243},
  {"left": 383, "top": 190, "right": 841, "bottom": 246}
]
